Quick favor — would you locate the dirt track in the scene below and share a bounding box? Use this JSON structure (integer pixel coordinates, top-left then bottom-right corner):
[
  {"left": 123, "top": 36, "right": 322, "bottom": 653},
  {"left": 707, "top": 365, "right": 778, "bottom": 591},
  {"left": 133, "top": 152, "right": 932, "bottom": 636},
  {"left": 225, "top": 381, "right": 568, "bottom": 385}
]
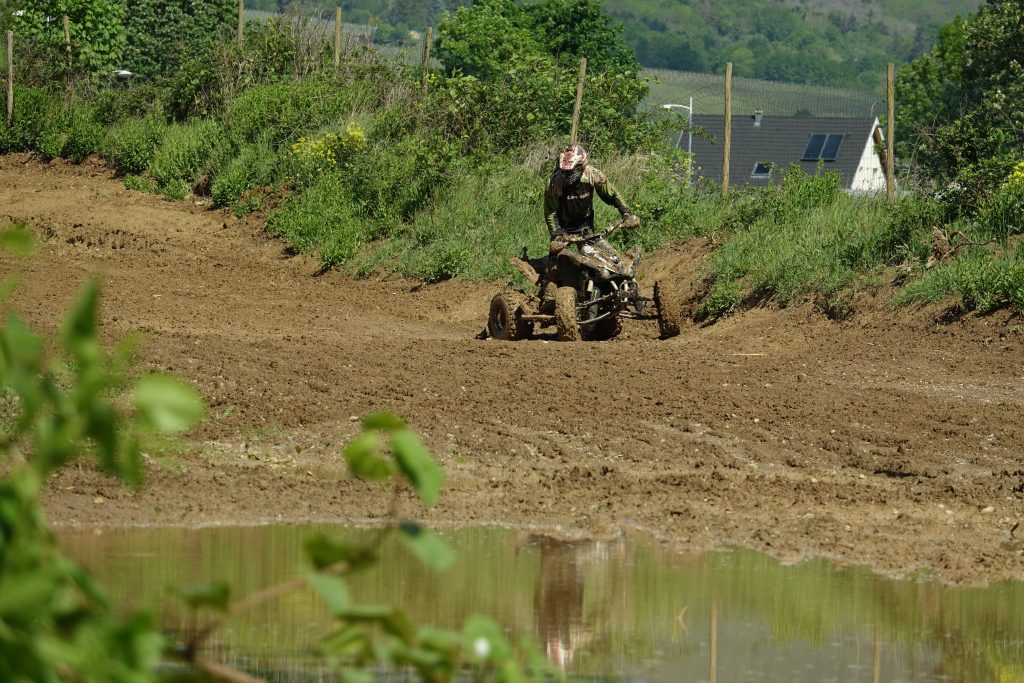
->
[{"left": 2, "top": 156, "right": 1023, "bottom": 585}]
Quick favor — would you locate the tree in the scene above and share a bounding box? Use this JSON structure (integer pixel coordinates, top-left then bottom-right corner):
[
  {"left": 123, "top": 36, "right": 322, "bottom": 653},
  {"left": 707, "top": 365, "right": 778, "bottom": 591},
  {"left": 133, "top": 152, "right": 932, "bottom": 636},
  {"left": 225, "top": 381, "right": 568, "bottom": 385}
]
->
[
  {"left": 898, "top": 1, "right": 1024, "bottom": 210},
  {"left": 10, "top": 0, "right": 127, "bottom": 76},
  {"left": 123, "top": 0, "right": 236, "bottom": 78}
]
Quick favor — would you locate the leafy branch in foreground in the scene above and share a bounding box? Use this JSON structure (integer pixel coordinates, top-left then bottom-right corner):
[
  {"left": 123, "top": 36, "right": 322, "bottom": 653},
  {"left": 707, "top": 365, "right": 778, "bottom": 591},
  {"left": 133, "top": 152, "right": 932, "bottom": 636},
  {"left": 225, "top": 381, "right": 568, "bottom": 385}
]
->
[
  {"left": 0, "top": 225, "right": 204, "bottom": 681},
  {"left": 174, "top": 412, "right": 553, "bottom": 683},
  {"left": 0, "top": 224, "right": 553, "bottom": 682}
]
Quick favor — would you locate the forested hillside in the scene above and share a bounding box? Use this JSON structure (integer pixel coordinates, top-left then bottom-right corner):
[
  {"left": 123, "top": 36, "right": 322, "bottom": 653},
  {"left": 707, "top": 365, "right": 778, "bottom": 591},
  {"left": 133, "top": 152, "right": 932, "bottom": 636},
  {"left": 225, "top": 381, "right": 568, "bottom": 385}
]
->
[{"left": 244, "top": 0, "right": 982, "bottom": 86}]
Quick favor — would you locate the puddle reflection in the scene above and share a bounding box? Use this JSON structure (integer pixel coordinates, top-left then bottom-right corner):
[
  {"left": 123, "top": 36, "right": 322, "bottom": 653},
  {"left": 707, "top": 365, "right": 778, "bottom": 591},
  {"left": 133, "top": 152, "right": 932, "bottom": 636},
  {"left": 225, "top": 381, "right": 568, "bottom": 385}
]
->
[{"left": 55, "top": 526, "right": 1024, "bottom": 682}]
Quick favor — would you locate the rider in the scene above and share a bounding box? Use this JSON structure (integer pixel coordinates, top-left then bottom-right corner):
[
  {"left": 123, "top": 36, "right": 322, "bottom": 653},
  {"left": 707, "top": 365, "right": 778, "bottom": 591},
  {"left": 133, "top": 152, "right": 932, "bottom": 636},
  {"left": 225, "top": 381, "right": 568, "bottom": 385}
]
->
[{"left": 542, "top": 144, "right": 638, "bottom": 290}]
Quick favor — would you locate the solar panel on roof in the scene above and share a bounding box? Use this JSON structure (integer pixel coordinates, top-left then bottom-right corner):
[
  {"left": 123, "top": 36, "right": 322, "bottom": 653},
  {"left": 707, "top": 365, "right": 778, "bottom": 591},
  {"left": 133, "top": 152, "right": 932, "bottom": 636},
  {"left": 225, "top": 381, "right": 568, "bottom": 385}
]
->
[
  {"left": 821, "top": 134, "right": 845, "bottom": 161},
  {"left": 802, "top": 134, "right": 827, "bottom": 161}
]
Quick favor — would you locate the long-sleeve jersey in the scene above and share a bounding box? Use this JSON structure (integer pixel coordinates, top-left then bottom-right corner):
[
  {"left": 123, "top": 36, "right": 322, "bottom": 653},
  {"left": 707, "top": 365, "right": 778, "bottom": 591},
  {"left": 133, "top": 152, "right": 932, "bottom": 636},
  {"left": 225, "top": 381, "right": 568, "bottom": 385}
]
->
[{"left": 544, "top": 165, "right": 629, "bottom": 237}]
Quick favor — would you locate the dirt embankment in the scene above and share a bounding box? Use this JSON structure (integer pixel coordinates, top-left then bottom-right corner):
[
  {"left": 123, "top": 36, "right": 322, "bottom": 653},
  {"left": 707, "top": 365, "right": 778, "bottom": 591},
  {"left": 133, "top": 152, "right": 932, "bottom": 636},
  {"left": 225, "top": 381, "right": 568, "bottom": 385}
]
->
[{"left": 2, "top": 156, "right": 1022, "bottom": 585}]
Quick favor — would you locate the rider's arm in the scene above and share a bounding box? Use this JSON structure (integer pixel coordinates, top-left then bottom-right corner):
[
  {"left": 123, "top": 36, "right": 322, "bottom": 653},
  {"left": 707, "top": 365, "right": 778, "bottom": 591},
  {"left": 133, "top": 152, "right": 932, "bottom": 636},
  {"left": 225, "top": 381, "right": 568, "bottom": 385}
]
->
[
  {"left": 589, "top": 167, "right": 632, "bottom": 218},
  {"left": 544, "top": 181, "right": 563, "bottom": 237}
]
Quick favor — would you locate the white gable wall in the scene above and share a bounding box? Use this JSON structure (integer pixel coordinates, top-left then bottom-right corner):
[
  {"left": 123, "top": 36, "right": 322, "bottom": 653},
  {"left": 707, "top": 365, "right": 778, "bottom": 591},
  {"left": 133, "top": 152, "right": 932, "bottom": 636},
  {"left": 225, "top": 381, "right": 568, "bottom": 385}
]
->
[{"left": 850, "top": 118, "right": 886, "bottom": 194}]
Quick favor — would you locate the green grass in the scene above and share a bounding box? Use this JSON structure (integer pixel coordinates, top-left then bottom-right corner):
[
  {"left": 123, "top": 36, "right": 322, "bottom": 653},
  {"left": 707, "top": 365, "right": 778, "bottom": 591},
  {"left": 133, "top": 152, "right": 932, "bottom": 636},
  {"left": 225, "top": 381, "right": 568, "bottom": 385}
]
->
[{"left": 895, "top": 243, "right": 1024, "bottom": 313}]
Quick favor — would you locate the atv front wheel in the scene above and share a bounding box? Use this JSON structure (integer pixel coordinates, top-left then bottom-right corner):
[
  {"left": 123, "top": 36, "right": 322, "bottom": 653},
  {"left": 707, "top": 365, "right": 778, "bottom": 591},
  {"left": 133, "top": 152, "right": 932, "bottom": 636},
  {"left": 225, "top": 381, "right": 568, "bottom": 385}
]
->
[
  {"left": 654, "top": 280, "right": 683, "bottom": 339},
  {"left": 488, "top": 292, "right": 531, "bottom": 340},
  {"left": 554, "top": 287, "right": 581, "bottom": 342}
]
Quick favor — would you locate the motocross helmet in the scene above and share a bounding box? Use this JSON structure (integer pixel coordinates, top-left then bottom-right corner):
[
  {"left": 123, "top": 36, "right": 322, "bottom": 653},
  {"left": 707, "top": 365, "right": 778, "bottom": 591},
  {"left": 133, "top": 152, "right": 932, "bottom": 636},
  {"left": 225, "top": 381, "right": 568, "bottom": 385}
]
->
[{"left": 558, "top": 144, "right": 588, "bottom": 185}]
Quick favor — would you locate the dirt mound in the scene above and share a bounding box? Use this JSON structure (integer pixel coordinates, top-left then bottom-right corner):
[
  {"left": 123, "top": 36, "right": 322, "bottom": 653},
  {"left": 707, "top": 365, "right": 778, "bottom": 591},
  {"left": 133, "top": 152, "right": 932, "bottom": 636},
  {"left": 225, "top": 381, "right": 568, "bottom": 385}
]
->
[{"left": 2, "top": 156, "right": 1022, "bottom": 585}]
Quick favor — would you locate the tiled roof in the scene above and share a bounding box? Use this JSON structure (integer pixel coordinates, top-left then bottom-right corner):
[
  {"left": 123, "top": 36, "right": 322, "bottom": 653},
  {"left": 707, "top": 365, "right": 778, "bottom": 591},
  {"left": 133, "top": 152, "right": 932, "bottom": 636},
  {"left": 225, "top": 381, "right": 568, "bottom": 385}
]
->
[{"left": 681, "top": 115, "right": 878, "bottom": 189}]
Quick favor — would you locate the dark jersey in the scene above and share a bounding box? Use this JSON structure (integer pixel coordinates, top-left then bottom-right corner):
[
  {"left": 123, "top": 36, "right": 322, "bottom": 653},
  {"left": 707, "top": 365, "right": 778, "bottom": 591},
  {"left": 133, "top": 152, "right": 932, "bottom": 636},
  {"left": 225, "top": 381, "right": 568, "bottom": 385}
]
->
[{"left": 544, "top": 166, "right": 628, "bottom": 236}]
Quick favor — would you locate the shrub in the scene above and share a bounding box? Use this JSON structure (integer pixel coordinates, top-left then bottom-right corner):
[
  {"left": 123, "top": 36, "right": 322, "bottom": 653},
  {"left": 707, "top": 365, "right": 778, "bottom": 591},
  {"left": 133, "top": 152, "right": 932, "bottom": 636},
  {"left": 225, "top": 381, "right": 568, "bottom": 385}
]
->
[
  {"left": 63, "top": 109, "right": 106, "bottom": 163},
  {"left": 0, "top": 86, "right": 61, "bottom": 153},
  {"left": 225, "top": 79, "right": 352, "bottom": 148},
  {"left": 148, "top": 119, "right": 225, "bottom": 194},
  {"left": 104, "top": 116, "right": 167, "bottom": 175},
  {"left": 267, "top": 173, "right": 366, "bottom": 270},
  {"left": 211, "top": 138, "right": 277, "bottom": 207}
]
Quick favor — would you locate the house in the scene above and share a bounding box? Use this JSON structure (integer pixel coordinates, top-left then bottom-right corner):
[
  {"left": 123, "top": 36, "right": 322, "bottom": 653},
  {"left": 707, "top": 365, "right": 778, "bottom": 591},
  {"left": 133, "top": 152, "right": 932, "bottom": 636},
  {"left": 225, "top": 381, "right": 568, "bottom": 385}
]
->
[{"left": 683, "top": 113, "right": 887, "bottom": 194}]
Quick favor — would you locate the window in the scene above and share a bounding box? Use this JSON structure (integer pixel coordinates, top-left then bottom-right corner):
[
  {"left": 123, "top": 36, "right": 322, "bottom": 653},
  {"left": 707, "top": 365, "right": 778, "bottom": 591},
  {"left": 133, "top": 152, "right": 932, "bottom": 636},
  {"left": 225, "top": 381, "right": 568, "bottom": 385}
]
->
[
  {"left": 802, "top": 133, "right": 845, "bottom": 161},
  {"left": 821, "top": 134, "right": 845, "bottom": 161},
  {"left": 802, "top": 134, "right": 827, "bottom": 161},
  {"left": 751, "top": 161, "right": 772, "bottom": 179}
]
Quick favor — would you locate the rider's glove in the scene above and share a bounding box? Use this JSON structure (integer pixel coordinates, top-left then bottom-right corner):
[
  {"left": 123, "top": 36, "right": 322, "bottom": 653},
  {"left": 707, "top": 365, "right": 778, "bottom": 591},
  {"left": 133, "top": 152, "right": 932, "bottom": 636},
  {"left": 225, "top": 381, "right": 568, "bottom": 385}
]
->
[
  {"left": 621, "top": 213, "right": 640, "bottom": 229},
  {"left": 550, "top": 231, "right": 569, "bottom": 253}
]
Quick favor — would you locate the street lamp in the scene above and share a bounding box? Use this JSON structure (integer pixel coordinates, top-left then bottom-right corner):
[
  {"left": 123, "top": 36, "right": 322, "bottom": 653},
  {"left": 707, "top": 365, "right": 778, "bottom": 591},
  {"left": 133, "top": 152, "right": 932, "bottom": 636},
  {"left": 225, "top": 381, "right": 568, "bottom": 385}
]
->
[{"left": 662, "top": 99, "right": 693, "bottom": 185}]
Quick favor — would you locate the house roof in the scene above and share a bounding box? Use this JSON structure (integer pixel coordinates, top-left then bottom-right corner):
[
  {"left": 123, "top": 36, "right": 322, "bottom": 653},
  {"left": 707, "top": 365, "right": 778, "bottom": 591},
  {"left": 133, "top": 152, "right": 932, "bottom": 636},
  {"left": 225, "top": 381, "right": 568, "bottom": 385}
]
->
[{"left": 681, "top": 115, "right": 878, "bottom": 189}]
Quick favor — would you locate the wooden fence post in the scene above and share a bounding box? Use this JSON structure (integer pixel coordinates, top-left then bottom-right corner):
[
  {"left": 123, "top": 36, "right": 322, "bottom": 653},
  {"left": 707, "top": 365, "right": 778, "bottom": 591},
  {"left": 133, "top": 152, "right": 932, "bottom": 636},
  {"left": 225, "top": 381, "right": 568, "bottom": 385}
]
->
[
  {"left": 334, "top": 7, "right": 342, "bottom": 67},
  {"left": 722, "top": 62, "right": 733, "bottom": 197},
  {"left": 63, "top": 16, "right": 72, "bottom": 73},
  {"left": 421, "top": 26, "right": 432, "bottom": 86},
  {"left": 237, "top": 0, "right": 244, "bottom": 45},
  {"left": 6, "top": 31, "right": 12, "bottom": 128},
  {"left": 570, "top": 57, "right": 587, "bottom": 144},
  {"left": 886, "top": 62, "right": 895, "bottom": 204}
]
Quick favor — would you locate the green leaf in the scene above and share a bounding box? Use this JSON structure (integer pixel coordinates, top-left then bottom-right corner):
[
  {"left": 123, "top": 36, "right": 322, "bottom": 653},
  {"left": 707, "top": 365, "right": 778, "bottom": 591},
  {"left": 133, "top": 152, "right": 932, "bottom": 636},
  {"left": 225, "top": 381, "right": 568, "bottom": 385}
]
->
[
  {"left": 135, "top": 374, "right": 204, "bottom": 433},
  {"left": 0, "top": 274, "right": 20, "bottom": 303},
  {"left": 307, "top": 573, "right": 350, "bottom": 616},
  {"left": 343, "top": 432, "right": 393, "bottom": 481},
  {"left": 498, "top": 658, "right": 528, "bottom": 683},
  {"left": 62, "top": 279, "right": 100, "bottom": 350},
  {"left": 0, "top": 225, "right": 35, "bottom": 256},
  {"left": 321, "top": 624, "right": 368, "bottom": 658},
  {"left": 361, "top": 412, "right": 406, "bottom": 431},
  {"left": 390, "top": 429, "right": 444, "bottom": 506},
  {"left": 463, "top": 615, "right": 512, "bottom": 663},
  {"left": 304, "top": 533, "right": 376, "bottom": 571},
  {"left": 174, "top": 580, "right": 231, "bottom": 612},
  {"left": 340, "top": 671, "right": 373, "bottom": 683},
  {"left": 0, "top": 572, "right": 60, "bottom": 620},
  {"left": 399, "top": 522, "right": 454, "bottom": 572}
]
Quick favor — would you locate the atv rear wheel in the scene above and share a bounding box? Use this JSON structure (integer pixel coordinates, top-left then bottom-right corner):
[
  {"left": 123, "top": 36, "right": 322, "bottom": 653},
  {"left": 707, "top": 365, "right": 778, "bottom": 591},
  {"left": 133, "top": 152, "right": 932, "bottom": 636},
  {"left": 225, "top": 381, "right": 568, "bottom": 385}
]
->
[
  {"left": 488, "top": 292, "right": 531, "bottom": 340},
  {"left": 554, "top": 286, "right": 581, "bottom": 342},
  {"left": 654, "top": 279, "right": 683, "bottom": 339}
]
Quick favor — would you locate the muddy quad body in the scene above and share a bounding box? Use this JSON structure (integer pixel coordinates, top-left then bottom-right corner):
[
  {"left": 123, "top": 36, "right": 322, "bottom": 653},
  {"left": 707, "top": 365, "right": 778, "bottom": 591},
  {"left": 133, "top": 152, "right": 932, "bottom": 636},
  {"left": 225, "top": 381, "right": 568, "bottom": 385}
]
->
[{"left": 487, "top": 223, "right": 683, "bottom": 341}]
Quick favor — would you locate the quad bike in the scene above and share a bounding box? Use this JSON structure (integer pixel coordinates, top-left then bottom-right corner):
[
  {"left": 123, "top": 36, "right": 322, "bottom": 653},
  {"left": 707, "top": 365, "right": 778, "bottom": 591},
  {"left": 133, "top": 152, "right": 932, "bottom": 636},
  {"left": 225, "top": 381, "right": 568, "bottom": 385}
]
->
[{"left": 487, "top": 221, "right": 683, "bottom": 341}]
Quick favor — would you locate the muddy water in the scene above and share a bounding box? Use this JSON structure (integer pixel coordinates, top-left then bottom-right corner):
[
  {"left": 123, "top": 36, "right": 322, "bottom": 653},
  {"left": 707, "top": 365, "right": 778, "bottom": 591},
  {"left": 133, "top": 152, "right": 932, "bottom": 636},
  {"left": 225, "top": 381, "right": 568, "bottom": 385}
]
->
[{"left": 56, "top": 525, "right": 1023, "bottom": 682}]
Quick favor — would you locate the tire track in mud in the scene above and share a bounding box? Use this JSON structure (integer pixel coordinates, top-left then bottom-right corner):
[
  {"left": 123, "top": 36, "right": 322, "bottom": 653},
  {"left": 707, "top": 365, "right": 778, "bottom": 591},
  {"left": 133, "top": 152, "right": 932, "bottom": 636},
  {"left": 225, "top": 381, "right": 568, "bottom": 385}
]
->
[{"left": 2, "top": 156, "right": 1023, "bottom": 584}]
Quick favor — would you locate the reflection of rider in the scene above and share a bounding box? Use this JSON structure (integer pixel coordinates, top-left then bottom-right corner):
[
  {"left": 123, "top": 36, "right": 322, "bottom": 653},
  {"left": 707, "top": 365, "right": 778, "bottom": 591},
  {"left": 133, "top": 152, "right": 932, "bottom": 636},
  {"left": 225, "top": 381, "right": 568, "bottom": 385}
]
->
[
  {"left": 542, "top": 144, "right": 638, "bottom": 292},
  {"left": 534, "top": 537, "right": 587, "bottom": 670}
]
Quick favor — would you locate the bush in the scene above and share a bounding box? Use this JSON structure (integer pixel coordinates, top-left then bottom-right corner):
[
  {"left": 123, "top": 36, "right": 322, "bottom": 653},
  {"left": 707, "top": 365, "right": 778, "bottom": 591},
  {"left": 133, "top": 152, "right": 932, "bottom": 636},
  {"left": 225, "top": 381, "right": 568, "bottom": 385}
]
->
[
  {"left": 211, "top": 137, "right": 277, "bottom": 207},
  {"left": 267, "top": 173, "right": 366, "bottom": 270},
  {"left": 0, "top": 86, "right": 62, "bottom": 153},
  {"left": 225, "top": 79, "right": 352, "bottom": 148},
  {"left": 104, "top": 116, "right": 167, "bottom": 175},
  {"left": 63, "top": 109, "right": 106, "bottom": 163},
  {"left": 148, "top": 119, "right": 225, "bottom": 195}
]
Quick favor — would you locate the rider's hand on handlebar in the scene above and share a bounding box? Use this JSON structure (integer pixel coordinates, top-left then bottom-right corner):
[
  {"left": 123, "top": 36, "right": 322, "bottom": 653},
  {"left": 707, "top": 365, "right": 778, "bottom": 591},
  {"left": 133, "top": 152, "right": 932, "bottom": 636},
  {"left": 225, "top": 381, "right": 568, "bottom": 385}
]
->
[{"left": 621, "top": 213, "right": 641, "bottom": 229}]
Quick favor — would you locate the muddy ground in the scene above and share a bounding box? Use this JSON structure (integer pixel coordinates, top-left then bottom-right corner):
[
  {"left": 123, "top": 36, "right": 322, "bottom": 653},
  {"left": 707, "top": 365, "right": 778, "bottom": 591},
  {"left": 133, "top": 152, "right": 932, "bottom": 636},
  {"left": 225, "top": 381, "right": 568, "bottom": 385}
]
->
[{"left": 2, "top": 156, "right": 1022, "bottom": 586}]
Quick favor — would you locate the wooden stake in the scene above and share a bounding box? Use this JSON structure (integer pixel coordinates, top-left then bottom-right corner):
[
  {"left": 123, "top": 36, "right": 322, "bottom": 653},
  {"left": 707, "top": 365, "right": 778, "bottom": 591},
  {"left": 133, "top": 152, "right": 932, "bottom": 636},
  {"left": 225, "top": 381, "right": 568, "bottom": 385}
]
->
[
  {"left": 570, "top": 57, "right": 587, "bottom": 144},
  {"left": 421, "top": 27, "right": 432, "bottom": 86},
  {"left": 886, "top": 62, "right": 895, "bottom": 204},
  {"left": 722, "top": 62, "right": 733, "bottom": 197},
  {"left": 334, "top": 7, "right": 342, "bottom": 68},
  {"left": 237, "top": 0, "right": 244, "bottom": 45},
  {"left": 63, "top": 16, "right": 72, "bottom": 73},
  {"left": 872, "top": 625, "right": 882, "bottom": 683},
  {"left": 6, "top": 31, "right": 12, "bottom": 128},
  {"left": 709, "top": 602, "right": 718, "bottom": 683}
]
